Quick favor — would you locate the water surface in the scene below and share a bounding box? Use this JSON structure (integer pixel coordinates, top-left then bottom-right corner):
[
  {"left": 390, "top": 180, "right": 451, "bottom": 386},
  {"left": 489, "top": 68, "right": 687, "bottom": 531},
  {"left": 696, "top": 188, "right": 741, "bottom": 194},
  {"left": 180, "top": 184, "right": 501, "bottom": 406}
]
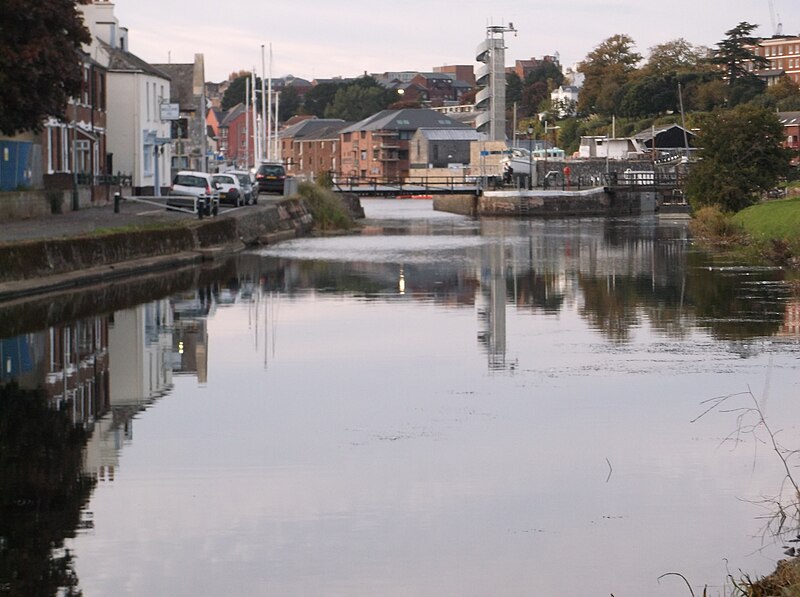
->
[{"left": 2, "top": 199, "right": 799, "bottom": 596}]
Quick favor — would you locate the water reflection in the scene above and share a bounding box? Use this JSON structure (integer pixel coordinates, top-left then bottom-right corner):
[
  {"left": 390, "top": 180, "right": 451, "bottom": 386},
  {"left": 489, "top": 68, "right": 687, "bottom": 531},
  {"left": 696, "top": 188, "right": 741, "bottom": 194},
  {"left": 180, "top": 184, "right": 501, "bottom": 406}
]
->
[
  {"left": 1, "top": 202, "right": 799, "bottom": 595},
  {"left": 256, "top": 216, "right": 796, "bottom": 366}
]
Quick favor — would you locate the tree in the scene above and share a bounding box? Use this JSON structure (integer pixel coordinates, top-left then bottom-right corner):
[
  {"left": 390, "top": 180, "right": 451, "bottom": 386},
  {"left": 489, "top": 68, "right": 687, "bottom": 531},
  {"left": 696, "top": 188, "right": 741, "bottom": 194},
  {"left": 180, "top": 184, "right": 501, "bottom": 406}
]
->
[
  {"left": 302, "top": 82, "right": 343, "bottom": 117},
  {"left": 578, "top": 34, "right": 642, "bottom": 116},
  {"left": 686, "top": 104, "right": 792, "bottom": 212},
  {"left": 767, "top": 76, "right": 800, "bottom": 111},
  {"left": 277, "top": 87, "right": 301, "bottom": 122},
  {"left": 324, "top": 77, "right": 397, "bottom": 121},
  {"left": 711, "top": 22, "right": 768, "bottom": 85},
  {"left": 506, "top": 72, "right": 523, "bottom": 108},
  {"left": 0, "top": 0, "right": 91, "bottom": 135},
  {"left": 325, "top": 85, "right": 392, "bottom": 121},
  {"left": 221, "top": 74, "right": 257, "bottom": 112},
  {"left": 644, "top": 39, "right": 705, "bottom": 76}
]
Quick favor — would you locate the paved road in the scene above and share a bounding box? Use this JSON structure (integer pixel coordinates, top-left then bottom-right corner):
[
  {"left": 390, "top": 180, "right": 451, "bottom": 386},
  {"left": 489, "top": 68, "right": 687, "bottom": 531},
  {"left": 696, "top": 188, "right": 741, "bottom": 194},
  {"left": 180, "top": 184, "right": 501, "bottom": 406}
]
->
[{"left": 0, "top": 196, "right": 283, "bottom": 244}]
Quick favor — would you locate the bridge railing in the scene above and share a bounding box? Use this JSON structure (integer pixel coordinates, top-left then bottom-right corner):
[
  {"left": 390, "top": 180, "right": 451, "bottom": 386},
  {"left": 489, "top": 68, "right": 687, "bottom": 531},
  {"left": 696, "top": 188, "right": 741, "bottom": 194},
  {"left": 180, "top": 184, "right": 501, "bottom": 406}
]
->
[
  {"left": 331, "top": 173, "right": 477, "bottom": 194},
  {"left": 603, "top": 171, "right": 686, "bottom": 188}
]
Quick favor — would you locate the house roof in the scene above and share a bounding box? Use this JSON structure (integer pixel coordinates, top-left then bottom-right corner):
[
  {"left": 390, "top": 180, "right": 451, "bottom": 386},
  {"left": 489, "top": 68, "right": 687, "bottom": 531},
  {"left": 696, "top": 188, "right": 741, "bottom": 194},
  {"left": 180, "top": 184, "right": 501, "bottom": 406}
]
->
[
  {"left": 280, "top": 118, "right": 348, "bottom": 140},
  {"left": 632, "top": 124, "right": 695, "bottom": 141},
  {"left": 99, "top": 39, "right": 170, "bottom": 80},
  {"left": 779, "top": 111, "right": 800, "bottom": 125},
  {"left": 152, "top": 63, "right": 197, "bottom": 111},
  {"left": 341, "top": 108, "right": 472, "bottom": 134},
  {"left": 220, "top": 103, "right": 247, "bottom": 127},
  {"left": 415, "top": 128, "right": 483, "bottom": 141}
]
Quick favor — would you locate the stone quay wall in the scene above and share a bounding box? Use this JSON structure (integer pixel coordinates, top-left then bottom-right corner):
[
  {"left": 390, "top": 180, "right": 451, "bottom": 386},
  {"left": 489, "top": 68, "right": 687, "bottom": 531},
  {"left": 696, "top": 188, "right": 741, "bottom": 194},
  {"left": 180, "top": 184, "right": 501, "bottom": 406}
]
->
[
  {"left": 0, "top": 199, "right": 313, "bottom": 287},
  {"left": 435, "top": 188, "right": 657, "bottom": 218}
]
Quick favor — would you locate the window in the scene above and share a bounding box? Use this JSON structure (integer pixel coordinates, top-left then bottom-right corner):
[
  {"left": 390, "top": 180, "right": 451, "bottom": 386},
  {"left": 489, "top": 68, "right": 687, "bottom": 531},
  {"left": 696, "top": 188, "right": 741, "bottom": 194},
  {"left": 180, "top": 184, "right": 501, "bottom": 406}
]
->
[{"left": 361, "top": 150, "right": 367, "bottom": 160}]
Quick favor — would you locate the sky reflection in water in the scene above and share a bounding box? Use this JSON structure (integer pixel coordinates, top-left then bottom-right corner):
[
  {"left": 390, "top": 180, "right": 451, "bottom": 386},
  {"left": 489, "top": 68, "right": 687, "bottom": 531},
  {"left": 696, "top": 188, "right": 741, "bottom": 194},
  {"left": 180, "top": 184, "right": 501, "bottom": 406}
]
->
[{"left": 3, "top": 200, "right": 799, "bottom": 596}]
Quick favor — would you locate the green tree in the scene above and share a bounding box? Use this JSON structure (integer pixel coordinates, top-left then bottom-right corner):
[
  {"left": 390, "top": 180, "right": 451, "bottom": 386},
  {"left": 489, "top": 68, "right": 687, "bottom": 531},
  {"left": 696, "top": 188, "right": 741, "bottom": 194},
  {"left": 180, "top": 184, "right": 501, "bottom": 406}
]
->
[
  {"left": 0, "top": 0, "right": 91, "bottom": 135},
  {"left": 324, "top": 77, "right": 397, "bottom": 121},
  {"left": 302, "top": 82, "right": 342, "bottom": 117},
  {"left": 221, "top": 74, "right": 258, "bottom": 112},
  {"left": 644, "top": 39, "right": 705, "bottom": 76},
  {"left": 711, "top": 22, "right": 768, "bottom": 85},
  {"left": 686, "top": 104, "right": 792, "bottom": 212},
  {"left": 278, "top": 87, "right": 301, "bottom": 122},
  {"left": 766, "top": 76, "right": 800, "bottom": 110},
  {"left": 578, "top": 34, "right": 642, "bottom": 116},
  {"left": 506, "top": 71, "right": 523, "bottom": 108}
]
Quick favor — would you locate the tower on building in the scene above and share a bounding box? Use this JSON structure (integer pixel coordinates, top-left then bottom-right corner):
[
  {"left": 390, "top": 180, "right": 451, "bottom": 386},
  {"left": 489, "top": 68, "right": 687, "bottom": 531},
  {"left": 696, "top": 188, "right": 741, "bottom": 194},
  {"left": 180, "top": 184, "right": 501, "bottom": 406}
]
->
[{"left": 475, "top": 23, "right": 516, "bottom": 141}]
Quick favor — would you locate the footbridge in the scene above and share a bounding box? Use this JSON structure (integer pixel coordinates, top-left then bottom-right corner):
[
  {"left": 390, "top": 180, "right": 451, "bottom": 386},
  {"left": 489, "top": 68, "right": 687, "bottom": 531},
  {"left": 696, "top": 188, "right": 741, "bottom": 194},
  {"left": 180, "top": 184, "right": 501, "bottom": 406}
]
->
[{"left": 333, "top": 175, "right": 480, "bottom": 197}]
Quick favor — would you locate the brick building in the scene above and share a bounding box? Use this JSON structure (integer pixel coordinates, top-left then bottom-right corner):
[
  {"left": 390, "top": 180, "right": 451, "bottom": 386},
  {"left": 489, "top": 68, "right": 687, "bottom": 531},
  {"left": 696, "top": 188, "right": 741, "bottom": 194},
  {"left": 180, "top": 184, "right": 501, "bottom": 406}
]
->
[
  {"left": 751, "top": 36, "right": 800, "bottom": 84},
  {"left": 280, "top": 118, "right": 348, "bottom": 179},
  {"left": 40, "top": 53, "right": 108, "bottom": 198},
  {"left": 218, "top": 104, "right": 252, "bottom": 168},
  {"left": 339, "top": 108, "right": 472, "bottom": 179}
]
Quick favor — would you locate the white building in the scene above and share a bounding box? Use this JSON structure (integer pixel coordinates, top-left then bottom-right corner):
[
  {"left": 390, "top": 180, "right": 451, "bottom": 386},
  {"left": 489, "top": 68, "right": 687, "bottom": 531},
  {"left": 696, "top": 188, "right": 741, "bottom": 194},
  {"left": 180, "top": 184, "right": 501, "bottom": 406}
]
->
[
  {"left": 550, "top": 86, "right": 581, "bottom": 117},
  {"left": 79, "top": 0, "right": 172, "bottom": 193},
  {"left": 579, "top": 136, "right": 646, "bottom": 159}
]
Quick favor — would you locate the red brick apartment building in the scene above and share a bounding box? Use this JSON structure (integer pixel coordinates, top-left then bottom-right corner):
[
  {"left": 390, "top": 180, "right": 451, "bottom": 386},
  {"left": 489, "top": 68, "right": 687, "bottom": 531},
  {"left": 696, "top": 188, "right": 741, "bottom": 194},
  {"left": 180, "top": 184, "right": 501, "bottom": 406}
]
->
[
  {"left": 338, "top": 109, "right": 472, "bottom": 179},
  {"left": 752, "top": 36, "right": 800, "bottom": 84},
  {"left": 280, "top": 118, "right": 348, "bottom": 179},
  {"left": 218, "top": 104, "right": 253, "bottom": 168}
]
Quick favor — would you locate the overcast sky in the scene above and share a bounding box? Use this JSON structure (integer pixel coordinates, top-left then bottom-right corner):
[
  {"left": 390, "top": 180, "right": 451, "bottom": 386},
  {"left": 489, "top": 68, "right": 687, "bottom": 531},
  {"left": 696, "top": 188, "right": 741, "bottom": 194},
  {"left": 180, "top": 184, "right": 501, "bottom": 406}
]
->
[{"left": 113, "top": 0, "right": 798, "bottom": 82}]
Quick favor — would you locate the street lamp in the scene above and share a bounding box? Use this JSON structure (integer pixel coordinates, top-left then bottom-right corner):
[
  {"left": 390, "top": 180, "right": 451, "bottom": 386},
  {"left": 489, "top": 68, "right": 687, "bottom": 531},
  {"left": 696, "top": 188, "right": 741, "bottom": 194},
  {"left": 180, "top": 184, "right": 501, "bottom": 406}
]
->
[{"left": 527, "top": 123, "right": 534, "bottom": 190}]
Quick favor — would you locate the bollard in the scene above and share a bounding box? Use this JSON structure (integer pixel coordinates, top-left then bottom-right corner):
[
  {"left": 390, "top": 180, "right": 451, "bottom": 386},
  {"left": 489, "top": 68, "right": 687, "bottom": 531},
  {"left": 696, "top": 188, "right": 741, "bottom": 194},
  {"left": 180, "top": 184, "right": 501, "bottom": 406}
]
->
[
  {"left": 114, "top": 192, "right": 121, "bottom": 213},
  {"left": 197, "top": 198, "right": 205, "bottom": 220}
]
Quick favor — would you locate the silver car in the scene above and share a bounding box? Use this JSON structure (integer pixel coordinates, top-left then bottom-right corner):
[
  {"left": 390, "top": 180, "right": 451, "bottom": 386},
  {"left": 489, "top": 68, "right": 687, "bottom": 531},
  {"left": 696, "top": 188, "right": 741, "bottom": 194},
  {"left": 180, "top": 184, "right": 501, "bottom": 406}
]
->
[
  {"left": 168, "top": 171, "right": 220, "bottom": 215},
  {"left": 227, "top": 169, "right": 258, "bottom": 205}
]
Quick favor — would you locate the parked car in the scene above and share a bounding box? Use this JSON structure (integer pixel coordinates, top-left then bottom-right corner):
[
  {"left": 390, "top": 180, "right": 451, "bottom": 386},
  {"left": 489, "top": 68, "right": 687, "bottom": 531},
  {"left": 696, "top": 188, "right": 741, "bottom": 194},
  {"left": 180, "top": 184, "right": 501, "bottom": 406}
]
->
[
  {"left": 226, "top": 169, "right": 257, "bottom": 205},
  {"left": 255, "top": 162, "right": 287, "bottom": 194},
  {"left": 211, "top": 173, "right": 245, "bottom": 207},
  {"left": 168, "top": 171, "right": 219, "bottom": 215}
]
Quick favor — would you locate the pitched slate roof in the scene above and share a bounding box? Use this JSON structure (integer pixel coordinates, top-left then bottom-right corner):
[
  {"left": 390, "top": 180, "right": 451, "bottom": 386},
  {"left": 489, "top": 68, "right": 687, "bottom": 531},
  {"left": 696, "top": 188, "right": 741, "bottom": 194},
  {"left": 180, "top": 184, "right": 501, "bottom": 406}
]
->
[
  {"left": 778, "top": 111, "right": 800, "bottom": 125},
  {"left": 280, "top": 118, "right": 348, "bottom": 140},
  {"left": 220, "top": 103, "right": 247, "bottom": 127},
  {"left": 415, "top": 128, "right": 483, "bottom": 141},
  {"left": 341, "top": 109, "right": 472, "bottom": 134},
  {"left": 99, "top": 39, "right": 170, "bottom": 80}
]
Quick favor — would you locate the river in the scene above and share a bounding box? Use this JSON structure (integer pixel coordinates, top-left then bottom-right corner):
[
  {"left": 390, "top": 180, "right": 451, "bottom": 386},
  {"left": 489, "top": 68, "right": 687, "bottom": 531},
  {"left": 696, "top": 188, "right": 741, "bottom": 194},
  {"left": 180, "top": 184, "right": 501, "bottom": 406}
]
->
[{"left": 1, "top": 199, "right": 799, "bottom": 596}]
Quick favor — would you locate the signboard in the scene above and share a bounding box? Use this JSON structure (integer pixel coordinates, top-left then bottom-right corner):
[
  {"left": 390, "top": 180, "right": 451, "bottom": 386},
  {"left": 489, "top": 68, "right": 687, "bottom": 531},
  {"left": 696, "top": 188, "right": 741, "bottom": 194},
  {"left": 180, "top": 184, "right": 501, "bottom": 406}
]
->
[{"left": 160, "top": 102, "right": 180, "bottom": 121}]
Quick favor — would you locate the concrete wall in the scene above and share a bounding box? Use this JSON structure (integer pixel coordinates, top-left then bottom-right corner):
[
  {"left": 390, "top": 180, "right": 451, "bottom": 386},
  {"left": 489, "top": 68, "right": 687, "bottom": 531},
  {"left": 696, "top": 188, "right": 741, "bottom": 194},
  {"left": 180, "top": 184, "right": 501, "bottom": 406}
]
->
[
  {"left": 0, "top": 199, "right": 314, "bottom": 284},
  {"left": 434, "top": 188, "right": 656, "bottom": 218},
  {"left": 0, "top": 188, "right": 103, "bottom": 220}
]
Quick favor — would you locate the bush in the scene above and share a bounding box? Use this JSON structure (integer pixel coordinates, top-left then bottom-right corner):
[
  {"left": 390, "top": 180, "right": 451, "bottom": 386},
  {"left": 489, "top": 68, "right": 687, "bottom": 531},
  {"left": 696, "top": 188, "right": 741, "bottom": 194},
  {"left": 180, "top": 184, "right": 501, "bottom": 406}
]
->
[
  {"left": 688, "top": 205, "right": 746, "bottom": 241},
  {"left": 296, "top": 181, "right": 355, "bottom": 231}
]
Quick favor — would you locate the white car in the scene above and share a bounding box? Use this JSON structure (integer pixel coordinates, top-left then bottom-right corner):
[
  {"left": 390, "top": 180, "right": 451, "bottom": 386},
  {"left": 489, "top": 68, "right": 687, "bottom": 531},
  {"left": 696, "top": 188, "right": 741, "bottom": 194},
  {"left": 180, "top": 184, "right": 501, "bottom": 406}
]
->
[
  {"left": 226, "top": 169, "right": 258, "bottom": 205},
  {"left": 168, "top": 171, "right": 220, "bottom": 215},
  {"left": 211, "top": 173, "right": 245, "bottom": 207}
]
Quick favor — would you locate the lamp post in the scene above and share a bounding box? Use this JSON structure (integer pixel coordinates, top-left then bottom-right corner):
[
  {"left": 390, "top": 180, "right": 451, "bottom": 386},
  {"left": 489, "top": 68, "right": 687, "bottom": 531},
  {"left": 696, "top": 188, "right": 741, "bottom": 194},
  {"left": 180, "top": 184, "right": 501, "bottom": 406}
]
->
[{"left": 527, "top": 123, "right": 534, "bottom": 190}]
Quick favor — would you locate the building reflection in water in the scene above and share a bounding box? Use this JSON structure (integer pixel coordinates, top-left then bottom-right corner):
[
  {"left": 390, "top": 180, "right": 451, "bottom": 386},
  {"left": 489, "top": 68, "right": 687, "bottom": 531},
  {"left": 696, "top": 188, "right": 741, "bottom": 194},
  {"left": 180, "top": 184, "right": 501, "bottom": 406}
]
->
[{"left": 82, "top": 300, "right": 175, "bottom": 483}]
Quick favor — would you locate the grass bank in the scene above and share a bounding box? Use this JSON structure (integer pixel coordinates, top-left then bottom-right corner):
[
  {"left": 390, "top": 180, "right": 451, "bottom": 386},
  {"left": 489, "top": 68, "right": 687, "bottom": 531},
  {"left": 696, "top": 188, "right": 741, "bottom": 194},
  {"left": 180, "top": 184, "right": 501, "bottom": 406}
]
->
[
  {"left": 733, "top": 197, "right": 800, "bottom": 269},
  {"left": 295, "top": 181, "right": 357, "bottom": 231},
  {"left": 690, "top": 200, "right": 800, "bottom": 270}
]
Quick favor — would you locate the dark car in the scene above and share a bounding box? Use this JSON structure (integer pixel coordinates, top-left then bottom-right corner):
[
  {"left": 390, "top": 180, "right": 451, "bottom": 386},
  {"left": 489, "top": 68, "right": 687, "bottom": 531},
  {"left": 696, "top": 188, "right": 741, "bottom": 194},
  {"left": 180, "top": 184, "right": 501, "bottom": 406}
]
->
[{"left": 255, "top": 163, "right": 287, "bottom": 194}]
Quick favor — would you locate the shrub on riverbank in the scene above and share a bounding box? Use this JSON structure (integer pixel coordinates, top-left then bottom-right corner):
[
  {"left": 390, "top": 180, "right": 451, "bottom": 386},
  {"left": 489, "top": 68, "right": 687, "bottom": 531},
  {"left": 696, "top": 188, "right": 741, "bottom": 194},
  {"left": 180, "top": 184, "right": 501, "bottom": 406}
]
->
[
  {"left": 296, "top": 181, "right": 355, "bottom": 231},
  {"left": 689, "top": 201, "right": 800, "bottom": 269},
  {"left": 733, "top": 197, "right": 800, "bottom": 268},
  {"left": 688, "top": 206, "right": 747, "bottom": 243}
]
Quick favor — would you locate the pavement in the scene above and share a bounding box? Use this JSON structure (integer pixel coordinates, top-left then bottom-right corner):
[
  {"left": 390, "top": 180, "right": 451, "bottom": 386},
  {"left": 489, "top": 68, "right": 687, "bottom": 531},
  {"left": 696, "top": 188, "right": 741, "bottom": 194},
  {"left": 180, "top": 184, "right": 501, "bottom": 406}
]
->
[{"left": 0, "top": 194, "right": 285, "bottom": 244}]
